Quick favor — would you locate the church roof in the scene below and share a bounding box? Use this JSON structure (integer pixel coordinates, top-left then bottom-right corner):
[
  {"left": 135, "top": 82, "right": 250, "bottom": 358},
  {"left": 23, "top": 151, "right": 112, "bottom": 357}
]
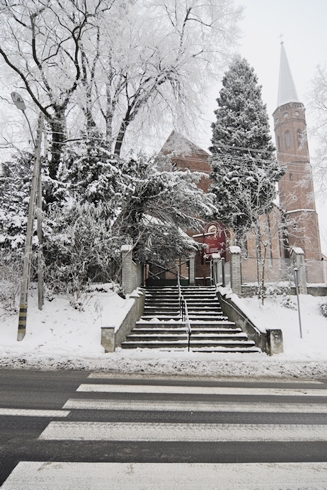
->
[
  {"left": 159, "top": 130, "right": 209, "bottom": 157},
  {"left": 277, "top": 42, "right": 300, "bottom": 108}
]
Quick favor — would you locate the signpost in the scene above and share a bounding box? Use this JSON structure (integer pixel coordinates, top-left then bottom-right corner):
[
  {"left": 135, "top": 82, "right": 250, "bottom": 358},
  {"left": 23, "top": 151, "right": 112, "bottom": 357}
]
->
[{"left": 294, "top": 268, "right": 303, "bottom": 339}]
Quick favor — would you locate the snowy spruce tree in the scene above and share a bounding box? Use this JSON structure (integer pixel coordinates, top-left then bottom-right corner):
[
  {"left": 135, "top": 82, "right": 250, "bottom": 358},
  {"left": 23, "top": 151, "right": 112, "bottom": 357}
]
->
[{"left": 209, "top": 57, "right": 284, "bottom": 245}]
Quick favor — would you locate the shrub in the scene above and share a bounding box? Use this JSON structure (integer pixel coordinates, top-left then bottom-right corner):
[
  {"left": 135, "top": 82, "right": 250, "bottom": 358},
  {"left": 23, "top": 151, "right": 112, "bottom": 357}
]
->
[
  {"left": 319, "top": 303, "right": 327, "bottom": 318},
  {"left": 0, "top": 251, "right": 22, "bottom": 313}
]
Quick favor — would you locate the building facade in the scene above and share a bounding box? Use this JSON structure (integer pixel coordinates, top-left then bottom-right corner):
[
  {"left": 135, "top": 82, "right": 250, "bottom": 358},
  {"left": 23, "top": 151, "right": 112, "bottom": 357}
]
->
[{"left": 152, "top": 44, "right": 323, "bottom": 286}]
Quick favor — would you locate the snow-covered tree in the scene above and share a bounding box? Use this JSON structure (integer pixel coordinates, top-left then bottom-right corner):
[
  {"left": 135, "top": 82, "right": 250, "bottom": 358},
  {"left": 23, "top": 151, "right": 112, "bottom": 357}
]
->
[
  {"left": 65, "top": 143, "right": 214, "bottom": 266},
  {"left": 91, "top": 0, "right": 243, "bottom": 155},
  {"left": 209, "top": 57, "right": 283, "bottom": 244},
  {"left": 308, "top": 62, "right": 327, "bottom": 198},
  {"left": 0, "top": 0, "right": 242, "bottom": 169},
  {"left": 0, "top": 153, "right": 34, "bottom": 250},
  {"left": 112, "top": 156, "right": 214, "bottom": 265},
  {"left": 31, "top": 141, "right": 213, "bottom": 292},
  {"left": 0, "top": 0, "right": 118, "bottom": 178}
]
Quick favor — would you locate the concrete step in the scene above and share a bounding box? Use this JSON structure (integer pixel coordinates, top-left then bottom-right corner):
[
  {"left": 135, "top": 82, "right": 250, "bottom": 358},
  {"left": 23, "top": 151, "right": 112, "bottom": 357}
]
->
[
  {"left": 140, "top": 315, "right": 230, "bottom": 322},
  {"left": 186, "top": 307, "right": 222, "bottom": 312},
  {"left": 134, "top": 326, "right": 243, "bottom": 334},
  {"left": 132, "top": 328, "right": 189, "bottom": 335},
  {"left": 192, "top": 346, "right": 261, "bottom": 353},
  {"left": 187, "top": 315, "right": 229, "bottom": 321},
  {"left": 121, "top": 340, "right": 257, "bottom": 349},
  {"left": 144, "top": 305, "right": 180, "bottom": 310},
  {"left": 126, "top": 333, "right": 248, "bottom": 342},
  {"left": 180, "top": 298, "right": 218, "bottom": 303},
  {"left": 144, "top": 300, "right": 180, "bottom": 305}
]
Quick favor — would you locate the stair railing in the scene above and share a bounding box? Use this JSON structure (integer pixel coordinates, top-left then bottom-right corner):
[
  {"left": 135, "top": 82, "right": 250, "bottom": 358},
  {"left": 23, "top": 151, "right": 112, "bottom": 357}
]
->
[{"left": 177, "top": 269, "right": 191, "bottom": 352}]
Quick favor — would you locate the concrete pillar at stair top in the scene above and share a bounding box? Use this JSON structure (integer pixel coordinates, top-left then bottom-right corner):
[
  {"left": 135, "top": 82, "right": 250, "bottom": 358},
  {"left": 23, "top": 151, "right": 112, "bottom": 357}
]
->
[
  {"left": 101, "top": 326, "right": 115, "bottom": 353},
  {"left": 267, "top": 329, "right": 283, "bottom": 355},
  {"left": 230, "top": 246, "right": 242, "bottom": 296},
  {"left": 121, "top": 244, "right": 134, "bottom": 294},
  {"left": 189, "top": 254, "right": 195, "bottom": 286}
]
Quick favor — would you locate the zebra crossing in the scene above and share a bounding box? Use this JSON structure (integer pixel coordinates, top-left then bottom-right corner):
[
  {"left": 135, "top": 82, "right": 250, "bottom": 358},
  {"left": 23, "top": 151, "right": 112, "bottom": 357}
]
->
[{"left": 2, "top": 374, "right": 327, "bottom": 489}]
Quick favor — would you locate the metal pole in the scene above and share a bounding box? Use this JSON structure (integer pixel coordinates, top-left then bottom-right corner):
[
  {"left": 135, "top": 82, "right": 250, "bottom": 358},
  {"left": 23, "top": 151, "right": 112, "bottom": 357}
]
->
[
  {"left": 17, "top": 113, "right": 44, "bottom": 340},
  {"left": 22, "top": 110, "right": 36, "bottom": 147},
  {"left": 37, "top": 146, "right": 44, "bottom": 310},
  {"left": 294, "top": 268, "right": 303, "bottom": 339}
]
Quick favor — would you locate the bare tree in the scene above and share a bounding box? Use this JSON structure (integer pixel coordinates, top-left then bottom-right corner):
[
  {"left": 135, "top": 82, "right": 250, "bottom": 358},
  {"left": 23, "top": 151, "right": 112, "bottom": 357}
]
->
[
  {"left": 308, "top": 62, "right": 327, "bottom": 197},
  {"left": 1, "top": 0, "right": 242, "bottom": 165},
  {"left": 0, "top": 0, "right": 116, "bottom": 178},
  {"left": 74, "top": 0, "right": 243, "bottom": 155}
]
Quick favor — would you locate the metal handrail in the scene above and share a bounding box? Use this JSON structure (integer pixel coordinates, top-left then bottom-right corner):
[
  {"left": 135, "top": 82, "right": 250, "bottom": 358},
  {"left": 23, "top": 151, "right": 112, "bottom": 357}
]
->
[
  {"left": 177, "top": 269, "right": 191, "bottom": 351},
  {"left": 183, "top": 298, "right": 192, "bottom": 352}
]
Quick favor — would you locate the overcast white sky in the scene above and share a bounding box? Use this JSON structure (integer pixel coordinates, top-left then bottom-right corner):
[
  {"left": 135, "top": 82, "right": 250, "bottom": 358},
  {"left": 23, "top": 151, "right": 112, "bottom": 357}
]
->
[{"left": 239, "top": 0, "right": 327, "bottom": 127}]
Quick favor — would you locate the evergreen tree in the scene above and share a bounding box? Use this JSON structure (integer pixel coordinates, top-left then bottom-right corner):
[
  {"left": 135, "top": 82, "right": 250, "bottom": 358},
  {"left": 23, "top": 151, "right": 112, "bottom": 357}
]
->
[
  {"left": 209, "top": 57, "right": 284, "bottom": 244},
  {"left": 0, "top": 153, "right": 34, "bottom": 251}
]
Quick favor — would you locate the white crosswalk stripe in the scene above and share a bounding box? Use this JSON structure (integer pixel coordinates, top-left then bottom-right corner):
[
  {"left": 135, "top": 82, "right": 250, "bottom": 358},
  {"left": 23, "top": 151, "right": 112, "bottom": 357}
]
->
[
  {"left": 2, "top": 462, "right": 327, "bottom": 490},
  {"left": 63, "top": 398, "right": 327, "bottom": 412},
  {"left": 76, "top": 383, "right": 327, "bottom": 396},
  {"left": 39, "top": 421, "right": 327, "bottom": 442},
  {"left": 0, "top": 408, "right": 70, "bottom": 417}
]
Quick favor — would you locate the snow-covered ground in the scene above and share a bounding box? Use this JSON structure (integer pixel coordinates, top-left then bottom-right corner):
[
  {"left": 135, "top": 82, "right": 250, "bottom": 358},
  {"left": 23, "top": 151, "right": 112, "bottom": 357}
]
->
[{"left": 1, "top": 285, "right": 327, "bottom": 379}]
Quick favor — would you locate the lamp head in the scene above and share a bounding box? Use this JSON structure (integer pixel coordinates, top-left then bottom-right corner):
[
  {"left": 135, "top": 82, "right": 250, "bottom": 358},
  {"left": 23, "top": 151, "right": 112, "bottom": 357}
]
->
[{"left": 11, "top": 91, "right": 26, "bottom": 111}]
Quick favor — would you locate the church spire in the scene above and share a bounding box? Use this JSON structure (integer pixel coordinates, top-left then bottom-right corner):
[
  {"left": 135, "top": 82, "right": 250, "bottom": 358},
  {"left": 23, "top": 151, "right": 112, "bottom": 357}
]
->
[{"left": 277, "top": 42, "right": 299, "bottom": 107}]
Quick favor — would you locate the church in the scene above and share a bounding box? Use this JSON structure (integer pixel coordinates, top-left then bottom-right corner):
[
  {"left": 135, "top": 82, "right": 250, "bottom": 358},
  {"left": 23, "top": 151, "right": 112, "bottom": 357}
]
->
[{"left": 154, "top": 43, "right": 324, "bottom": 287}]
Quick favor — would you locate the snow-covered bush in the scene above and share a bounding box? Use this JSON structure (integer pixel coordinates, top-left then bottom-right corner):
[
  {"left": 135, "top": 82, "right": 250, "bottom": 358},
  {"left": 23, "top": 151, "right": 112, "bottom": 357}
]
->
[
  {"left": 0, "top": 251, "right": 22, "bottom": 313},
  {"left": 266, "top": 282, "right": 292, "bottom": 297},
  {"left": 0, "top": 153, "right": 33, "bottom": 251},
  {"left": 319, "top": 302, "right": 327, "bottom": 318},
  {"left": 43, "top": 201, "right": 122, "bottom": 295},
  {"left": 279, "top": 294, "right": 297, "bottom": 310}
]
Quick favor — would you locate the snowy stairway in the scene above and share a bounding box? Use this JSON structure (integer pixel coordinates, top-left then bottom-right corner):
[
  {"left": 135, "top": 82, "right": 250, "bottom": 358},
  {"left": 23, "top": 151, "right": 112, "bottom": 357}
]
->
[{"left": 121, "top": 286, "right": 261, "bottom": 353}]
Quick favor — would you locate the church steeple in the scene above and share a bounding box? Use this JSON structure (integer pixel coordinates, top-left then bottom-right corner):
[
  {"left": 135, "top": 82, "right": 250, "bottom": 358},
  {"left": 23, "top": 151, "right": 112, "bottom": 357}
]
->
[
  {"left": 277, "top": 42, "right": 299, "bottom": 107},
  {"left": 273, "top": 43, "right": 323, "bottom": 280}
]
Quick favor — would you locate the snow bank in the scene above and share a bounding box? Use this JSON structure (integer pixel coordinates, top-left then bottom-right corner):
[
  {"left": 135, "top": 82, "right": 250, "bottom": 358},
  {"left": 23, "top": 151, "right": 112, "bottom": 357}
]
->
[{"left": 1, "top": 287, "right": 327, "bottom": 379}]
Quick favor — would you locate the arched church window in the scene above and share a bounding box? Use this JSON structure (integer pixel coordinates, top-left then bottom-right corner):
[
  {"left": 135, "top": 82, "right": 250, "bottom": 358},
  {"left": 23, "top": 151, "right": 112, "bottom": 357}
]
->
[
  {"left": 277, "top": 135, "right": 281, "bottom": 152},
  {"left": 289, "top": 172, "right": 293, "bottom": 181},
  {"left": 285, "top": 130, "right": 291, "bottom": 148}
]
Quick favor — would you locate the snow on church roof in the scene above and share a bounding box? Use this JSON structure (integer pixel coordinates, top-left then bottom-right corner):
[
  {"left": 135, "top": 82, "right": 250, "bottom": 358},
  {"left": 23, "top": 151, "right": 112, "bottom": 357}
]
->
[
  {"left": 277, "top": 42, "right": 300, "bottom": 108},
  {"left": 160, "top": 130, "right": 209, "bottom": 157}
]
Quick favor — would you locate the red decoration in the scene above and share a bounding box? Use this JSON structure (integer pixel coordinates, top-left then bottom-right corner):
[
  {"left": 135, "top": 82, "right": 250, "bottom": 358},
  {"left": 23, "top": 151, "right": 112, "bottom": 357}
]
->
[{"left": 203, "top": 221, "right": 226, "bottom": 259}]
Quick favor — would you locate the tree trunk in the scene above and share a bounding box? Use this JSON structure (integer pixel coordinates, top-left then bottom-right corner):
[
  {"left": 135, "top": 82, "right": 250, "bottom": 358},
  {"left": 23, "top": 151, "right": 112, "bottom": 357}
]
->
[
  {"left": 114, "top": 108, "right": 132, "bottom": 156},
  {"left": 261, "top": 244, "right": 267, "bottom": 305},
  {"left": 49, "top": 108, "right": 67, "bottom": 180}
]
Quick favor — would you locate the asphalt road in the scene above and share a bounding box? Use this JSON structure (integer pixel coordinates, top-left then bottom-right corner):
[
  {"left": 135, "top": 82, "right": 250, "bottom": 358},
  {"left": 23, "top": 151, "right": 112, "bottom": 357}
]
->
[{"left": 1, "top": 369, "right": 327, "bottom": 488}]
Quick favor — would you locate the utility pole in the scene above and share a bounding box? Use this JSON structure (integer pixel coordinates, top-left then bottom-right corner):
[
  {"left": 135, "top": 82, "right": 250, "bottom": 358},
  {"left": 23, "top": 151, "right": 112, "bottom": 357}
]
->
[
  {"left": 11, "top": 92, "right": 44, "bottom": 339},
  {"left": 37, "top": 147, "right": 44, "bottom": 311},
  {"left": 15, "top": 109, "right": 44, "bottom": 340}
]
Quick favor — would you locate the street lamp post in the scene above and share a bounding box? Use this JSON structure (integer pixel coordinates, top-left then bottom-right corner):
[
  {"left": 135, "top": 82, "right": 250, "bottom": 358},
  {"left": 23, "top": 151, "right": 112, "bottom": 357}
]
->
[{"left": 11, "top": 92, "right": 44, "bottom": 340}]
